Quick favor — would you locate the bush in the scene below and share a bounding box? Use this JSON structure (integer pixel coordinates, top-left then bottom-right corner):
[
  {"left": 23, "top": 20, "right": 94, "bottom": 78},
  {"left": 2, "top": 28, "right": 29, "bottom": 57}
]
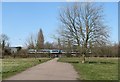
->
[{"left": 13, "top": 49, "right": 28, "bottom": 58}]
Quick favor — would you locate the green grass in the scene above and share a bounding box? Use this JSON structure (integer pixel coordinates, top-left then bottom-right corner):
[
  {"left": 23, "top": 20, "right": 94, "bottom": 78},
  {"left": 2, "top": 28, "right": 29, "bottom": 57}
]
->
[
  {"left": 0, "top": 59, "right": 2, "bottom": 80},
  {"left": 58, "top": 57, "right": 118, "bottom": 80},
  {"left": 1, "top": 58, "right": 51, "bottom": 79}
]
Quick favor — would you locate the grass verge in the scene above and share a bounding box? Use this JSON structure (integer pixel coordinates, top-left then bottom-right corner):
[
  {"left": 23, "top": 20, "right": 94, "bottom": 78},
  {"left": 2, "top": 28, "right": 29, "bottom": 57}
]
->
[
  {"left": 58, "top": 57, "right": 118, "bottom": 80},
  {"left": 2, "top": 58, "right": 51, "bottom": 79}
]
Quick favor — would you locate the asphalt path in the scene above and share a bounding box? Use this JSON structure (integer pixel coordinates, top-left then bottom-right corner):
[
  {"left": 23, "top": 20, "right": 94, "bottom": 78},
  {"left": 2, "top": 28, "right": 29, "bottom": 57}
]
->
[{"left": 7, "top": 58, "right": 78, "bottom": 80}]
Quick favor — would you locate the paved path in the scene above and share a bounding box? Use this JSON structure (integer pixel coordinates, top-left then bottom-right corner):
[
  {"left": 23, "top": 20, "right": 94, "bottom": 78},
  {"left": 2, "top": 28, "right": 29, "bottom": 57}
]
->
[{"left": 7, "top": 58, "right": 79, "bottom": 80}]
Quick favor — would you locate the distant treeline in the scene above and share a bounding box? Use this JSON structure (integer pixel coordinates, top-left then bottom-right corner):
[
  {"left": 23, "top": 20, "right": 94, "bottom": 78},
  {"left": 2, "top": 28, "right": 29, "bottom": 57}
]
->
[{"left": 0, "top": 43, "right": 119, "bottom": 58}]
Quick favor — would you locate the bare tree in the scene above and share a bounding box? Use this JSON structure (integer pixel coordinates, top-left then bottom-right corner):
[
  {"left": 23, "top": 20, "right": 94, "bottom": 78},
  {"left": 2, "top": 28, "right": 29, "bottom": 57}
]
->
[
  {"left": 25, "top": 34, "right": 36, "bottom": 49},
  {"left": 44, "top": 42, "right": 53, "bottom": 49},
  {"left": 58, "top": 38, "right": 61, "bottom": 49},
  {"left": 0, "top": 34, "right": 9, "bottom": 58},
  {"left": 36, "top": 29, "right": 44, "bottom": 49},
  {"left": 58, "top": 2, "right": 109, "bottom": 63}
]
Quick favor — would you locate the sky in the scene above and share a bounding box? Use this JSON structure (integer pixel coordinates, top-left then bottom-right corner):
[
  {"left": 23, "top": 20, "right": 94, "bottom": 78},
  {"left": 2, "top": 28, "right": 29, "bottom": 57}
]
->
[
  {"left": 2, "top": 2, "right": 118, "bottom": 47},
  {"left": 118, "top": 2, "right": 120, "bottom": 42},
  {"left": 1, "top": 0, "right": 119, "bottom": 2}
]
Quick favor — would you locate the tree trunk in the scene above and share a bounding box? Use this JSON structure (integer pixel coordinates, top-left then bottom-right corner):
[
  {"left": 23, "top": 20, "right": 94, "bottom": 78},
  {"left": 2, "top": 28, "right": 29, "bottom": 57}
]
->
[
  {"left": 82, "top": 54, "right": 85, "bottom": 63},
  {"left": 81, "top": 43, "right": 87, "bottom": 63}
]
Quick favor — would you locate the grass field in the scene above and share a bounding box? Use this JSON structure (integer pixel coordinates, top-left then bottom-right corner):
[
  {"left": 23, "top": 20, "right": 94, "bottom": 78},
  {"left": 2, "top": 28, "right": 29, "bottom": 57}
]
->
[
  {"left": 1, "top": 58, "right": 51, "bottom": 79},
  {"left": 58, "top": 57, "right": 118, "bottom": 80},
  {"left": 0, "top": 59, "right": 1, "bottom": 80}
]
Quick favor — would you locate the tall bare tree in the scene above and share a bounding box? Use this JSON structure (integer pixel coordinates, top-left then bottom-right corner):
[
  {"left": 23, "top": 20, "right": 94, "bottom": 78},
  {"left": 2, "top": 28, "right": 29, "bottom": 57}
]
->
[
  {"left": 37, "top": 28, "right": 44, "bottom": 49},
  {"left": 58, "top": 2, "right": 109, "bottom": 63}
]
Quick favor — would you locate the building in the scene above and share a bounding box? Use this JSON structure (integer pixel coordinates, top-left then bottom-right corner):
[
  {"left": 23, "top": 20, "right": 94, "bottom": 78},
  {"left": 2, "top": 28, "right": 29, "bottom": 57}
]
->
[{"left": 5, "top": 46, "right": 22, "bottom": 54}]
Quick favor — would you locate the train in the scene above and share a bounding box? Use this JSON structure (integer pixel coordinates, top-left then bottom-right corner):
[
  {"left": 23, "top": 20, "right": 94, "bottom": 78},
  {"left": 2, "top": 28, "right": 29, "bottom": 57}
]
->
[{"left": 28, "top": 49, "right": 62, "bottom": 54}]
